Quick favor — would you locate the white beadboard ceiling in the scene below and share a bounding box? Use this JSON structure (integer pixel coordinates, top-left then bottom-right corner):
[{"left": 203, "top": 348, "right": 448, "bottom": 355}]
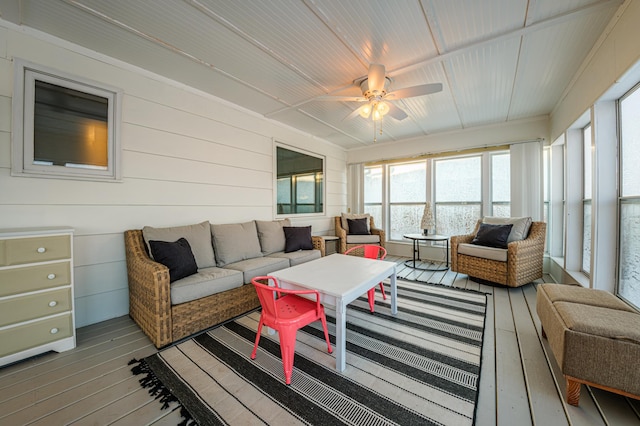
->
[{"left": 0, "top": 0, "right": 622, "bottom": 149}]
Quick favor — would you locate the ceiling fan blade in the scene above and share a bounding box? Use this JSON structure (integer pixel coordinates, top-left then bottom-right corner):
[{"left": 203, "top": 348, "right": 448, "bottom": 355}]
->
[
  {"left": 387, "top": 103, "right": 408, "bottom": 121},
  {"left": 316, "top": 95, "right": 367, "bottom": 102},
  {"left": 367, "top": 63, "right": 386, "bottom": 93},
  {"left": 344, "top": 103, "right": 371, "bottom": 121},
  {"left": 385, "top": 83, "right": 443, "bottom": 100}
]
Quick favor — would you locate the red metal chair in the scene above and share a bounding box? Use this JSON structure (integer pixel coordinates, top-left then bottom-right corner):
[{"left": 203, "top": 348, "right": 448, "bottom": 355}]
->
[
  {"left": 250, "top": 276, "right": 333, "bottom": 385},
  {"left": 343, "top": 244, "right": 387, "bottom": 312}
]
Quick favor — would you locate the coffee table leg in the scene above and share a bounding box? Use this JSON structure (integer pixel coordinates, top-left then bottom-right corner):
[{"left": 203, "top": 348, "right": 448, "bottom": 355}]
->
[
  {"left": 390, "top": 269, "right": 398, "bottom": 315},
  {"left": 336, "top": 299, "right": 347, "bottom": 372}
]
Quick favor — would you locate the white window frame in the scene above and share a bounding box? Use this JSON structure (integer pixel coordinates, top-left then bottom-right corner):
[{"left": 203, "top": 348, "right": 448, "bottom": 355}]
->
[{"left": 12, "top": 59, "right": 122, "bottom": 181}]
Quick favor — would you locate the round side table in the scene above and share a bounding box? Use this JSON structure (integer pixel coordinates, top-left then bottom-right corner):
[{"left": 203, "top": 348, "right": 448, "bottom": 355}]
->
[{"left": 403, "top": 233, "right": 449, "bottom": 271}]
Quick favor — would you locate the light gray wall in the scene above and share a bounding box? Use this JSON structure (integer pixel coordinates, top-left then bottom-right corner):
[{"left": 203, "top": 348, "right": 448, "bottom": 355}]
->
[{"left": 0, "top": 24, "right": 347, "bottom": 327}]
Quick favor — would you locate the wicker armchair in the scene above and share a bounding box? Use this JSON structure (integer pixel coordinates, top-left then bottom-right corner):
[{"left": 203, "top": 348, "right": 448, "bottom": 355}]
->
[
  {"left": 334, "top": 215, "right": 385, "bottom": 254},
  {"left": 450, "top": 220, "right": 546, "bottom": 287}
]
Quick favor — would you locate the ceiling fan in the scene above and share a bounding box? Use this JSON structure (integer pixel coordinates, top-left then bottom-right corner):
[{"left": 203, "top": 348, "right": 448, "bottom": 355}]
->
[{"left": 320, "top": 63, "right": 443, "bottom": 122}]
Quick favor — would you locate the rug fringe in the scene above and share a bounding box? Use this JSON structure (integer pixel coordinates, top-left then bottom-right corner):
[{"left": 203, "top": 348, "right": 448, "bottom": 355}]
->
[{"left": 129, "top": 358, "right": 197, "bottom": 425}]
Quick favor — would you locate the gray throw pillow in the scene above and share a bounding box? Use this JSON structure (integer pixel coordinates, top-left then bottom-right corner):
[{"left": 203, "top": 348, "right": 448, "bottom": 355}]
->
[
  {"left": 142, "top": 221, "right": 215, "bottom": 269},
  {"left": 256, "top": 219, "right": 291, "bottom": 255},
  {"left": 211, "top": 221, "right": 263, "bottom": 267}
]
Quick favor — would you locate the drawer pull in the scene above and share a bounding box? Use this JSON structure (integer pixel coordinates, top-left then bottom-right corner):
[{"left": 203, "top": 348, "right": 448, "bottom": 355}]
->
[
  {"left": 37, "top": 247, "right": 46, "bottom": 253},
  {"left": 47, "top": 273, "right": 56, "bottom": 280},
  {"left": 48, "top": 301, "right": 58, "bottom": 307},
  {"left": 50, "top": 328, "right": 59, "bottom": 334}
]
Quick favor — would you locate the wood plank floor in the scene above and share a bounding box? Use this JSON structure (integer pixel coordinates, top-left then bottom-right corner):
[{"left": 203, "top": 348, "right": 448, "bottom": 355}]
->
[{"left": 1, "top": 256, "right": 639, "bottom": 425}]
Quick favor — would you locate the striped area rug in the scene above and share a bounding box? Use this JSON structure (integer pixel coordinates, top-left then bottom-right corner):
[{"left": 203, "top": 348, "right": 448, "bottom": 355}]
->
[{"left": 131, "top": 280, "right": 487, "bottom": 425}]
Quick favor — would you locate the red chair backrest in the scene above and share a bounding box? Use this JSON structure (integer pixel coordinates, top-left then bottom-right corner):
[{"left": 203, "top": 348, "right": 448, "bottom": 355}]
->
[
  {"left": 363, "top": 244, "right": 386, "bottom": 260},
  {"left": 251, "top": 277, "right": 280, "bottom": 320}
]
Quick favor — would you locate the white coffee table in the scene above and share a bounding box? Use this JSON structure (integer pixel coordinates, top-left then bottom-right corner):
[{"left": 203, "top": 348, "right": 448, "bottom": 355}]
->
[{"left": 270, "top": 253, "right": 397, "bottom": 372}]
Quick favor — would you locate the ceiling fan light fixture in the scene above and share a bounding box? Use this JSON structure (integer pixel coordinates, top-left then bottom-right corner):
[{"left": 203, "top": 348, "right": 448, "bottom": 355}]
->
[{"left": 359, "top": 103, "right": 372, "bottom": 118}]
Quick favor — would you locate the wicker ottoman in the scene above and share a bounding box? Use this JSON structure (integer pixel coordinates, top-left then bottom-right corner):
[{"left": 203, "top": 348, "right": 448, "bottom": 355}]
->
[{"left": 536, "top": 283, "right": 640, "bottom": 406}]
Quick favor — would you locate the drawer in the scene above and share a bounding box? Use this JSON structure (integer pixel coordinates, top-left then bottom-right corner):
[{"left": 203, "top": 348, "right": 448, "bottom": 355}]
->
[
  {"left": 0, "top": 262, "right": 71, "bottom": 297},
  {"left": 0, "top": 288, "right": 72, "bottom": 327},
  {"left": 1, "top": 235, "right": 71, "bottom": 266},
  {"left": 0, "top": 313, "right": 73, "bottom": 357}
]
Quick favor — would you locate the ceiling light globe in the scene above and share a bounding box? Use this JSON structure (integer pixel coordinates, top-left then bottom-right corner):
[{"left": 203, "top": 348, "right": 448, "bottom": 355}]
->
[
  {"left": 359, "top": 104, "right": 372, "bottom": 118},
  {"left": 377, "top": 101, "right": 390, "bottom": 116}
]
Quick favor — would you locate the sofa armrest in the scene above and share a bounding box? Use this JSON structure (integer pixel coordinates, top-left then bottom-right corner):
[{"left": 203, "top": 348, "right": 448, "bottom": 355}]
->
[
  {"left": 335, "top": 216, "right": 348, "bottom": 253},
  {"left": 124, "top": 229, "right": 173, "bottom": 348},
  {"left": 311, "top": 236, "right": 326, "bottom": 257}
]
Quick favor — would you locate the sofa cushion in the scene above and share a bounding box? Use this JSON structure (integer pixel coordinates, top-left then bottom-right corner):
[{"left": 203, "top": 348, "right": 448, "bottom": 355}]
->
[
  {"left": 143, "top": 221, "right": 215, "bottom": 268},
  {"left": 170, "top": 267, "right": 243, "bottom": 305},
  {"left": 347, "top": 217, "right": 370, "bottom": 235},
  {"left": 224, "top": 256, "right": 290, "bottom": 284},
  {"left": 268, "top": 249, "right": 321, "bottom": 266},
  {"left": 458, "top": 243, "right": 508, "bottom": 262},
  {"left": 148, "top": 238, "right": 198, "bottom": 283},
  {"left": 256, "top": 219, "right": 291, "bottom": 255},
  {"left": 483, "top": 216, "right": 532, "bottom": 243},
  {"left": 283, "top": 226, "right": 313, "bottom": 252},
  {"left": 211, "top": 221, "right": 263, "bottom": 267},
  {"left": 472, "top": 223, "right": 513, "bottom": 249},
  {"left": 341, "top": 213, "right": 370, "bottom": 233}
]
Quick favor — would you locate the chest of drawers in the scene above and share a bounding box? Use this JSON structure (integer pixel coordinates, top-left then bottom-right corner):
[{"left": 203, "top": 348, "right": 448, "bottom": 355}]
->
[{"left": 0, "top": 227, "right": 75, "bottom": 366}]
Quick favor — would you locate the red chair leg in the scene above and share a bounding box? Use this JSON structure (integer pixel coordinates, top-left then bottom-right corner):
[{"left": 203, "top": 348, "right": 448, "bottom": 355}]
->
[
  {"left": 379, "top": 282, "right": 386, "bottom": 300},
  {"left": 251, "top": 316, "right": 264, "bottom": 360},
  {"left": 278, "top": 328, "right": 297, "bottom": 385},
  {"left": 367, "top": 288, "right": 376, "bottom": 312}
]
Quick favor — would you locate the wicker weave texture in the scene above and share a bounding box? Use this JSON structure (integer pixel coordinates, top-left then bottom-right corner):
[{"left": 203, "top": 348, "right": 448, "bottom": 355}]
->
[
  {"left": 334, "top": 216, "right": 386, "bottom": 254},
  {"left": 124, "top": 229, "right": 260, "bottom": 348},
  {"left": 450, "top": 221, "right": 546, "bottom": 287}
]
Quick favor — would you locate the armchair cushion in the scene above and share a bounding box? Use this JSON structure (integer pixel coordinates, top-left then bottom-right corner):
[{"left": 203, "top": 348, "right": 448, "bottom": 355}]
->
[
  {"left": 458, "top": 243, "right": 508, "bottom": 262},
  {"left": 148, "top": 238, "right": 198, "bottom": 283},
  {"left": 472, "top": 223, "right": 513, "bottom": 248},
  {"left": 283, "top": 226, "right": 314, "bottom": 252},
  {"left": 483, "top": 216, "right": 532, "bottom": 243},
  {"left": 347, "top": 217, "right": 370, "bottom": 235},
  {"left": 341, "top": 213, "right": 370, "bottom": 233}
]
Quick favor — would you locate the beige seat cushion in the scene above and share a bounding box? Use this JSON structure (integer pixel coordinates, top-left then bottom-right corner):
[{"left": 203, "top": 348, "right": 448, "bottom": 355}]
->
[
  {"left": 539, "top": 283, "right": 636, "bottom": 312},
  {"left": 346, "top": 234, "right": 380, "bottom": 244},
  {"left": 223, "top": 256, "right": 290, "bottom": 284},
  {"left": 170, "top": 267, "right": 243, "bottom": 305},
  {"left": 268, "top": 249, "right": 321, "bottom": 266},
  {"left": 458, "top": 242, "right": 508, "bottom": 262}
]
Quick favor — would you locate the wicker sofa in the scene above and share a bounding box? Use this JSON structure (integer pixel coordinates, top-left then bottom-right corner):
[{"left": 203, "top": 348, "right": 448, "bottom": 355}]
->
[
  {"left": 124, "top": 219, "right": 325, "bottom": 348},
  {"left": 450, "top": 217, "right": 546, "bottom": 287}
]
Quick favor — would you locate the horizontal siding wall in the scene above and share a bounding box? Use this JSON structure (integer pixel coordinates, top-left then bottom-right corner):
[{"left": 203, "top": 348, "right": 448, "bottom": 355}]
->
[{"left": 0, "top": 24, "right": 347, "bottom": 327}]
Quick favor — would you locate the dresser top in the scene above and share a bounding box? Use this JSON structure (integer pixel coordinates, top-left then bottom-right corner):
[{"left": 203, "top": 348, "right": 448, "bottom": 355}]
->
[{"left": 0, "top": 227, "right": 74, "bottom": 238}]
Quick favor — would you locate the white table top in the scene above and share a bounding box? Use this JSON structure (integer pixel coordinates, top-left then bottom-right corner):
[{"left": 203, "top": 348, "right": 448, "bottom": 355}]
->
[{"left": 270, "top": 254, "right": 396, "bottom": 299}]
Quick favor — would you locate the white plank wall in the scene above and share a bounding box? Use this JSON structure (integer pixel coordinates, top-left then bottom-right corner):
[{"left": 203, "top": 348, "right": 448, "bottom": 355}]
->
[{"left": 0, "top": 25, "right": 348, "bottom": 327}]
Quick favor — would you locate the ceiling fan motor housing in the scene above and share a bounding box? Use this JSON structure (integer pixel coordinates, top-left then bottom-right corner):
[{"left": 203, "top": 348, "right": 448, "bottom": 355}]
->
[{"left": 360, "top": 77, "right": 392, "bottom": 101}]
